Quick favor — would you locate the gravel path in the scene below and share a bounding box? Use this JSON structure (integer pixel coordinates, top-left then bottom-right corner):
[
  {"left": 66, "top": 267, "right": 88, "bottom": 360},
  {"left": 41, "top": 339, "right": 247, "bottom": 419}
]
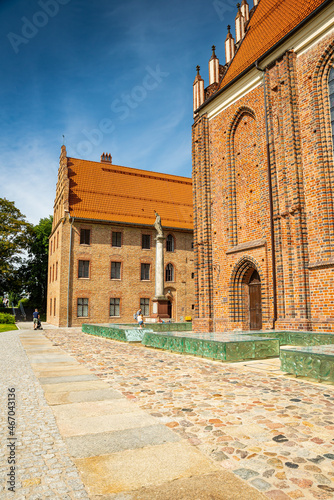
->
[{"left": 0, "top": 328, "right": 89, "bottom": 500}]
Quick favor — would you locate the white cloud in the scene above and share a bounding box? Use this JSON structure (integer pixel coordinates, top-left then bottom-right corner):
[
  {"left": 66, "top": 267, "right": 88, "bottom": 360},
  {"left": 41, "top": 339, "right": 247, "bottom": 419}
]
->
[{"left": 0, "top": 138, "right": 58, "bottom": 224}]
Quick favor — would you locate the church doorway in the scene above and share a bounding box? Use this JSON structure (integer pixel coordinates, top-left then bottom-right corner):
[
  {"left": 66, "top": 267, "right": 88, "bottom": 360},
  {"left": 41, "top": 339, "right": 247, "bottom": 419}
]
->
[{"left": 248, "top": 270, "right": 262, "bottom": 330}]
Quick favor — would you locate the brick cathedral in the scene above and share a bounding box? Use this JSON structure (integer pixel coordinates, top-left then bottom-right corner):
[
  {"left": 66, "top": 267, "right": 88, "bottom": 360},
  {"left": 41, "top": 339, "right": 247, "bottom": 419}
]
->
[{"left": 192, "top": 0, "right": 334, "bottom": 332}]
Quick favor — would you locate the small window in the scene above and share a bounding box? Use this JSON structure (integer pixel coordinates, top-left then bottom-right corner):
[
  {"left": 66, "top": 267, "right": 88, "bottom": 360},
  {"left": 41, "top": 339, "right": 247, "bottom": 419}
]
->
[
  {"left": 52, "top": 264, "right": 55, "bottom": 282},
  {"left": 112, "top": 232, "right": 122, "bottom": 247},
  {"left": 140, "top": 298, "right": 150, "bottom": 316},
  {"left": 56, "top": 262, "right": 58, "bottom": 281},
  {"left": 191, "top": 241, "right": 194, "bottom": 249},
  {"left": 191, "top": 272, "right": 194, "bottom": 279},
  {"left": 80, "top": 229, "right": 91, "bottom": 245},
  {"left": 142, "top": 234, "right": 150, "bottom": 249},
  {"left": 50, "top": 298, "right": 52, "bottom": 315},
  {"left": 111, "top": 261, "right": 121, "bottom": 280},
  {"left": 78, "top": 260, "right": 90, "bottom": 278},
  {"left": 54, "top": 298, "right": 56, "bottom": 316},
  {"left": 110, "top": 298, "right": 120, "bottom": 316},
  {"left": 192, "top": 304, "right": 195, "bottom": 310},
  {"left": 77, "top": 298, "right": 88, "bottom": 317},
  {"left": 49, "top": 267, "right": 51, "bottom": 283},
  {"left": 141, "top": 263, "right": 150, "bottom": 280},
  {"left": 50, "top": 240, "right": 52, "bottom": 255},
  {"left": 165, "top": 263, "right": 174, "bottom": 282},
  {"left": 166, "top": 234, "right": 174, "bottom": 252},
  {"left": 57, "top": 231, "right": 59, "bottom": 248}
]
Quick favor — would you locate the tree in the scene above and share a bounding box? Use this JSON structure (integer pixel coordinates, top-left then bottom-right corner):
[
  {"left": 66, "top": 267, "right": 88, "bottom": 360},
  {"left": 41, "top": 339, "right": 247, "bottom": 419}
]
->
[
  {"left": 0, "top": 198, "right": 32, "bottom": 293},
  {"left": 19, "top": 216, "right": 53, "bottom": 311}
]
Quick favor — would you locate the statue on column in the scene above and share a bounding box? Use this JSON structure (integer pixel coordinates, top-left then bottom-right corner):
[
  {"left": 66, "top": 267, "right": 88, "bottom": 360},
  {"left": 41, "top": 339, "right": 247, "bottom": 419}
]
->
[{"left": 154, "top": 212, "right": 164, "bottom": 237}]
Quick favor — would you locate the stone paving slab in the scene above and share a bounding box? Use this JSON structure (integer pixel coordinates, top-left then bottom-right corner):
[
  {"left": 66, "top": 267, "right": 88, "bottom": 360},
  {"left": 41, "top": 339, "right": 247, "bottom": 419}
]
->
[
  {"left": 53, "top": 399, "right": 149, "bottom": 419},
  {"left": 102, "top": 471, "right": 268, "bottom": 500},
  {"left": 53, "top": 407, "right": 159, "bottom": 437},
  {"left": 65, "top": 424, "right": 182, "bottom": 458},
  {"left": 39, "top": 374, "right": 99, "bottom": 384},
  {"left": 74, "top": 440, "right": 220, "bottom": 496},
  {"left": 31, "top": 362, "right": 81, "bottom": 370},
  {"left": 33, "top": 367, "right": 92, "bottom": 377},
  {"left": 45, "top": 387, "right": 123, "bottom": 405},
  {"left": 28, "top": 355, "right": 75, "bottom": 363},
  {"left": 41, "top": 380, "right": 108, "bottom": 393}
]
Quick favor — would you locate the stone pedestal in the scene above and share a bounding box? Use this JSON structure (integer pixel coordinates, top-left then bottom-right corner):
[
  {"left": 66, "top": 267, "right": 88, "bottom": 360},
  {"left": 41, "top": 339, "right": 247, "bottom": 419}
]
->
[{"left": 151, "top": 297, "right": 170, "bottom": 319}]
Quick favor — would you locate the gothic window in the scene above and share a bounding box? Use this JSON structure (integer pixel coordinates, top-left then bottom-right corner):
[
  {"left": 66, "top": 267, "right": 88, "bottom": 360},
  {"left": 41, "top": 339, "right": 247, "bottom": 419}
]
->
[
  {"left": 165, "top": 263, "right": 174, "bottom": 282},
  {"left": 166, "top": 234, "right": 174, "bottom": 252},
  {"left": 329, "top": 67, "right": 334, "bottom": 147}
]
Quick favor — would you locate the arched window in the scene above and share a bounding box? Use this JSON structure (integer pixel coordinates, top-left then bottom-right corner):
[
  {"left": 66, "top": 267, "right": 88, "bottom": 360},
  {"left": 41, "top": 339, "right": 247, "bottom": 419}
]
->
[
  {"left": 166, "top": 234, "right": 174, "bottom": 252},
  {"left": 329, "top": 67, "right": 334, "bottom": 146},
  {"left": 165, "top": 263, "right": 174, "bottom": 282}
]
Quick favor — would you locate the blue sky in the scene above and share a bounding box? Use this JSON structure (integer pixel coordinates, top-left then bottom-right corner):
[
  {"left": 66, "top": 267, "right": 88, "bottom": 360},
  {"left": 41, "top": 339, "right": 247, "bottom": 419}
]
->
[{"left": 0, "top": 0, "right": 236, "bottom": 224}]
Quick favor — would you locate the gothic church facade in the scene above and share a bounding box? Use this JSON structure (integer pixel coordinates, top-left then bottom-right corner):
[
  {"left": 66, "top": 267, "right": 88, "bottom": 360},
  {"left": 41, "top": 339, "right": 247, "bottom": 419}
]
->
[{"left": 192, "top": 0, "right": 334, "bottom": 332}]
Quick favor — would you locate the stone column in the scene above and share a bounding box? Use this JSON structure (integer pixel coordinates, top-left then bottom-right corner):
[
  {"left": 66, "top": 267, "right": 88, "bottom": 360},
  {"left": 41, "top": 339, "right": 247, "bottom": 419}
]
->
[
  {"left": 155, "top": 234, "right": 165, "bottom": 298},
  {"left": 152, "top": 213, "right": 169, "bottom": 319}
]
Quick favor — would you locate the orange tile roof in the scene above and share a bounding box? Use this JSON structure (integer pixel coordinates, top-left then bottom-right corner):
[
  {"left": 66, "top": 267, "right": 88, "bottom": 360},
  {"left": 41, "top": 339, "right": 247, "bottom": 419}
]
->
[
  {"left": 218, "top": 0, "right": 326, "bottom": 90},
  {"left": 67, "top": 158, "right": 193, "bottom": 230}
]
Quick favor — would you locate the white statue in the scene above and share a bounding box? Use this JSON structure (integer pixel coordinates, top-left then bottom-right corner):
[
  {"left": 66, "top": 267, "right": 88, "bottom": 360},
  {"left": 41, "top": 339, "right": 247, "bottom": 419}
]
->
[{"left": 154, "top": 212, "right": 164, "bottom": 237}]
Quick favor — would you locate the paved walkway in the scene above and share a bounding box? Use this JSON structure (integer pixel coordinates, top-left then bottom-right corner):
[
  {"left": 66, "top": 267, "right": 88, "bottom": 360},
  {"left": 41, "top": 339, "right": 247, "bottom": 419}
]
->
[
  {"left": 0, "top": 326, "right": 89, "bottom": 499},
  {"left": 1, "top": 324, "right": 334, "bottom": 499}
]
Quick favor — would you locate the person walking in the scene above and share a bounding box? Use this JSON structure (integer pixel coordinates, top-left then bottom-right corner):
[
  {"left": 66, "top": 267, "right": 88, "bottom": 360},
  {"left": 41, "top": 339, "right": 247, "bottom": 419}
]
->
[
  {"left": 33, "top": 308, "right": 40, "bottom": 330},
  {"left": 137, "top": 309, "right": 144, "bottom": 328}
]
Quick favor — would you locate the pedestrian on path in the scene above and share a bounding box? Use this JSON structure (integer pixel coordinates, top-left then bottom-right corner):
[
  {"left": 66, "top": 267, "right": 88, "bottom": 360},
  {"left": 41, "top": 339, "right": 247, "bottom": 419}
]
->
[
  {"left": 33, "top": 308, "right": 40, "bottom": 330},
  {"left": 137, "top": 309, "right": 144, "bottom": 328}
]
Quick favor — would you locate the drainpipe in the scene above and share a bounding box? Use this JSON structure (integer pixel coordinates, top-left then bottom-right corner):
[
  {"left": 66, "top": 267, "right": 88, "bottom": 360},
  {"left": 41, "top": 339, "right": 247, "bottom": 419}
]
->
[
  {"left": 67, "top": 217, "right": 74, "bottom": 327},
  {"left": 255, "top": 60, "right": 277, "bottom": 329}
]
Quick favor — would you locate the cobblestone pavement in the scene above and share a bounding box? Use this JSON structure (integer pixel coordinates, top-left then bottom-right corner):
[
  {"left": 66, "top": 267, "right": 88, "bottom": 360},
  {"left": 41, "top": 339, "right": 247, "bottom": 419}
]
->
[
  {"left": 0, "top": 328, "right": 89, "bottom": 500},
  {"left": 44, "top": 328, "right": 334, "bottom": 500}
]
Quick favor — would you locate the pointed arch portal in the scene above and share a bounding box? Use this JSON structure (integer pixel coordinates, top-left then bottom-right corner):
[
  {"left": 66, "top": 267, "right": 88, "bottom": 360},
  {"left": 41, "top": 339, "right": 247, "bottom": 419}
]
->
[{"left": 229, "top": 256, "right": 264, "bottom": 330}]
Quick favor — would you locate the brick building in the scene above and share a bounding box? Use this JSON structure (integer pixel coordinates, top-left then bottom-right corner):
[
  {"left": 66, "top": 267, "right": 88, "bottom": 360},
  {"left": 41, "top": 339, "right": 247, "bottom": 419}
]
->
[
  {"left": 192, "top": 0, "right": 334, "bottom": 332},
  {"left": 47, "top": 147, "right": 195, "bottom": 327}
]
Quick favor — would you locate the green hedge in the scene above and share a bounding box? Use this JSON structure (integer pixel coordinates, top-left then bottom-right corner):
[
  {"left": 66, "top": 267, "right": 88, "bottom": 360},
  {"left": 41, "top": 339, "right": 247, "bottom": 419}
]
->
[{"left": 0, "top": 313, "right": 15, "bottom": 324}]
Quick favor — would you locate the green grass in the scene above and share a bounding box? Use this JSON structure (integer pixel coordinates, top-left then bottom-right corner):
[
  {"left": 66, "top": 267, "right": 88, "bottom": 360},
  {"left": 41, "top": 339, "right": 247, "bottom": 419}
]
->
[{"left": 0, "top": 324, "right": 18, "bottom": 333}]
